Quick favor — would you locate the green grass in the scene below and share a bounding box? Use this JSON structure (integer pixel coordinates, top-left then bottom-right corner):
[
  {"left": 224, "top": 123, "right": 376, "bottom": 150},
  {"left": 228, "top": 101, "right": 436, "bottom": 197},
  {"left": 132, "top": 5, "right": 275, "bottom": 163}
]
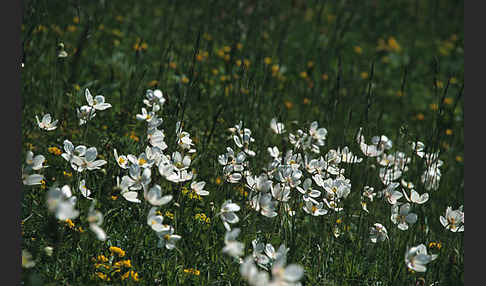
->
[{"left": 21, "top": 0, "right": 463, "bottom": 285}]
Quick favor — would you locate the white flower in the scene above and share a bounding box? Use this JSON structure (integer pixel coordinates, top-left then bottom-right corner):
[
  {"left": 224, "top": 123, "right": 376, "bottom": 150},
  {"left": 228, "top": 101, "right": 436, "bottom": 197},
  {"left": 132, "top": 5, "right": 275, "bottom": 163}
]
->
[
  {"left": 71, "top": 147, "right": 107, "bottom": 172},
  {"left": 35, "top": 113, "right": 58, "bottom": 131},
  {"left": 121, "top": 164, "right": 152, "bottom": 191},
  {"left": 127, "top": 152, "right": 154, "bottom": 169},
  {"left": 87, "top": 201, "right": 106, "bottom": 241},
  {"left": 337, "top": 146, "right": 362, "bottom": 163},
  {"left": 78, "top": 179, "right": 92, "bottom": 199},
  {"left": 309, "top": 121, "right": 327, "bottom": 146},
  {"left": 402, "top": 189, "right": 429, "bottom": 205},
  {"left": 391, "top": 203, "right": 418, "bottom": 230},
  {"left": 439, "top": 206, "right": 464, "bottom": 232},
  {"left": 270, "top": 118, "right": 286, "bottom": 134},
  {"left": 219, "top": 147, "right": 246, "bottom": 183},
  {"left": 296, "top": 178, "right": 321, "bottom": 202},
  {"left": 246, "top": 173, "right": 272, "bottom": 193},
  {"left": 369, "top": 223, "right": 388, "bottom": 243},
  {"left": 46, "top": 185, "right": 79, "bottom": 220},
  {"left": 147, "top": 207, "right": 169, "bottom": 232},
  {"left": 362, "top": 186, "right": 376, "bottom": 202},
  {"left": 85, "top": 88, "right": 112, "bottom": 111},
  {"left": 231, "top": 122, "right": 256, "bottom": 157},
  {"left": 116, "top": 176, "right": 141, "bottom": 203},
  {"left": 113, "top": 148, "right": 129, "bottom": 169},
  {"left": 303, "top": 200, "right": 328, "bottom": 216},
  {"left": 144, "top": 184, "right": 173, "bottom": 206},
  {"left": 405, "top": 244, "right": 438, "bottom": 272},
  {"left": 22, "top": 151, "right": 46, "bottom": 185},
  {"left": 271, "top": 182, "right": 291, "bottom": 202},
  {"left": 323, "top": 198, "right": 344, "bottom": 212},
  {"left": 25, "top": 151, "right": 46, "bottom": 171},
  {"left": 76, "top": 105, "right": 96, "bottom": 125},
  {"left": 270, "top": 249, "right": 304, "bottom": 286},
  {"left": 147, "top": 128, "right": 168, "bottom": 150},
  {"left": 191, "top": 181, "right": 209, "bottom": 196},
  {"left": 381, "top": 182, "right": 403, "bottom": 205},
  {"left": 252, "top": 240, "right": 272, "bottom": 270},
  {"left": 222, "top": 228, "right": 245, "bottom": 258},
  {"left": 267, "top": 146, "right": 281, "bottom": 159},
  {"left": 411, "top": 141, "right": 426, "bottom": 158},
  {"left": 159, "top": 152, "right": 193, "bottom": 183},
  {"left": 43, "top": 246, "right": 54, "bottom": 257},
  {"left": 22, "top": 250, "right": 36, "bottom": 268},
  {"left": 356, "top": 127, "right": 392, "bottom": 157},
  {"left": 175, "top": 121, "right": 196, "bottom": 152},
  {"left": 218, "top": 200, "right": 240, "bottom": 231},
  {"left": 421, "top": 155, "right": 443, "bottom": 191},
  {"left": 379, "top": 166, "right": 403, "bottom": 185},
  {"left": 136, "top": 107, "right": 156, "bottom": 123},
  {"left": 156, "top": 226, "right": 181, "bottom": 250},
  {"left": 143, "top": 89, "right": 166, "bottom": 111},
  {"left": 275, "top": 165, "right": 302, "bottom": 189},
  {"left": 240, "top": 256, "right": 270, "bottom": 286},
  {"left": 321, "top": 176, "right": 351, "bottom": 201},
  {"left": 251, "top": 193, "right": 278, "bottom": 218},
  {"left": 61, "top": 140, "right": 86, "bottom": 163},
  {"left": 22, "top": 172, "right": 44, "bottom": 186}
]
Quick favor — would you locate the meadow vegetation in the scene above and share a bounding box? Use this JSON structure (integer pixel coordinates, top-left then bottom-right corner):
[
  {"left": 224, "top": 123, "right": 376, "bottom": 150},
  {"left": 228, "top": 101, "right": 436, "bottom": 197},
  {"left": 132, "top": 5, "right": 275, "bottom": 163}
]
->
[{"left": 21, "top": 0, "right": 464, "bottom": 285}]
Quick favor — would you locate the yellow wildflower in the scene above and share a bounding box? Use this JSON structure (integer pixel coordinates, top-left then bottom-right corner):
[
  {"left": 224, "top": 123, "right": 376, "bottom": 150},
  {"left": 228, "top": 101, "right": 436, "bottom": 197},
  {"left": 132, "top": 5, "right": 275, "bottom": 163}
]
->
[
  {"left": 109, "top": 246, "right": 126, "bottom": 257},
  {"left": 48, "top": 147, "right": 62, "bottom": 156},
  {"left": 184, "top": 268, "right": 201, "bottom": 276},
  {"left": 443, "top": 97, "right": 453, "bottom": 105},
  {"left": 284, "top": 100, "right": 293, "bottom": 110},
  {"left": 67, "top": 25, "right": 77, "bottom": 33},
  {"left": 387, "top": 37, "right": 401, "bottom": 52}
]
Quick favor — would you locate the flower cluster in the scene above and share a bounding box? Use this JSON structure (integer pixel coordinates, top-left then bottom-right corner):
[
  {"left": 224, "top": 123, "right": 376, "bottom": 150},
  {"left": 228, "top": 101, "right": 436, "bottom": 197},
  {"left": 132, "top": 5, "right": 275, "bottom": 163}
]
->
[{"left": 92, "top": 247, "right": 139, "bottom": 282}]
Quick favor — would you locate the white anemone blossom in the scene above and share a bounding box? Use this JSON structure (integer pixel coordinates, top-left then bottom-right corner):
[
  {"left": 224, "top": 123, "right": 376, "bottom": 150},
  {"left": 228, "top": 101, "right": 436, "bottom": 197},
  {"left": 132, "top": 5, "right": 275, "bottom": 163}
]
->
[
  {"left": 85, "top": 88, "right": 112, "bottom": 111},
  {"left": 113, "top": 148, "right": 129, "bottom": 169},
  {"left": 22, "top": 151, "right": 46, "bottom": 185},
  {"left": 35, "top": 113, "right": 58, "bottom": 131},
  {"left": 77, "top": 105, "right": 96, "bottom": 126},
  {"left": 144, "top": 184, "right": 173, "bottom": 206},
  {"left": 391, "top": 203, "right": 418, "bottom": 231},
  {"left": 404, "top": 243, "right": 438, "bottom": 272},
  {"left": 270, "top": 118, "right": 286, "bottom": 134},
  {"left": 439, "top": 205, "right": 464, "bottom": 232},
  {"left": 222, "top": 228, "right": 245, "bottom": 259},
  {"left": 369, "top": 223, "right": 388, "bottom": 243},
  {"left": 402, "top": 189, "right": 429, "bottom": 205},
  {"left": 147, "top": 207, "right": 170, "bottom": 232},
  {"left": 78, "top": 179, "right": 93, "bottom": 199},
  {"left": 240, "top": 244, "right": 304, "bottom": 286},
  {"left": 70, "top": 146, "right": 107, "bottom": 172},
  {"left": 356, "top": 127, "right": 392, "bottom": 157},
  {"left": 381, "top": 182, "right": 403, "bottom": 205},
  {"left": 143, "top": 89, "right": 166, "bottom": 111},
  {"left": 218, "top": 200, "right": 241, "bottom": 231},
  {"left": 120, "top": 164, "right": 152, "bottom": 191},
  {"left": 156, "top": 226, "right": 181, "bottom": 250},
  {"left": 87, "top": 201, "right": 106, "bottom": 241},
  {"left": 46, "top": 185, "right": 79, "bottom": 221}
]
